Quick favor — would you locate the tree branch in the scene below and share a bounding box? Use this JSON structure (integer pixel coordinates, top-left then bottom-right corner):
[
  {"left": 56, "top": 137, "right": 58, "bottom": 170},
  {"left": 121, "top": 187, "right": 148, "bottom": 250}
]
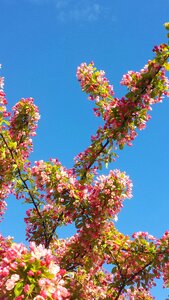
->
[
  {"left": 0, "top": 133, "right": 49, "bottom": 248},
  {"left": 80, "top": 52, "right": 169, "bottom": 181},
  {"left": 114, "top": 259, "right": 154, "bottom": 300}
]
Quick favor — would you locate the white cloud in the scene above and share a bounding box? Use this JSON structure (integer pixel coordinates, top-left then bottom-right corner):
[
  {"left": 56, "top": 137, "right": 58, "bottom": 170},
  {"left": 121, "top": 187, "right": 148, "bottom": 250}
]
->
[
  {"left": 57, "top": 2, "right": 102, "bottom": 23},
  {"left": 24, "top": 0, "right": 115, "bottom": 23}
]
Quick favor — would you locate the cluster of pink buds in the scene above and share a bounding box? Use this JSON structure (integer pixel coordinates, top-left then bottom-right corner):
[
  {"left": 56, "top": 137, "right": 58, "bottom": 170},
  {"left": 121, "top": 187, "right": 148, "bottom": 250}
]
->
[
  {"left": 76, "top": 62, "right": 114, "bottom": 101},
  {"left": 0, "top": 67, "right": 10, "bottom": 119},
  {"left": 8, "top": 98, "right": 40, "bottom": 160}
]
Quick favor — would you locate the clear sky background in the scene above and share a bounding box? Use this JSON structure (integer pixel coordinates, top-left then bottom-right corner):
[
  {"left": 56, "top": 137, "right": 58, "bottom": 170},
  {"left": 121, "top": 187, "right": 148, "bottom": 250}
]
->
[{"left": 0, "top": 0, "right": 169, "bottom": 298}]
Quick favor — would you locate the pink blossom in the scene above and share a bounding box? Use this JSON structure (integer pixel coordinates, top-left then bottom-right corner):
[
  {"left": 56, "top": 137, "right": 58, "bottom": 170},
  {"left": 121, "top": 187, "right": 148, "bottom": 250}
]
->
[
  {"left": 24, "top": 284, "right": 30, "bottom": 293},
  {"left": 27, "top": 270, "right": 34, "bottom": 276},
  {"left": 5, "top": 273, "right": 20, "bottom": 291}
]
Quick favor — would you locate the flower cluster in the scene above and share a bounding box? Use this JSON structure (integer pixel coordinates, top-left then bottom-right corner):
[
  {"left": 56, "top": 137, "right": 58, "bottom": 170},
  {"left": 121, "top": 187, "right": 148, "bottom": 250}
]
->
[
  {"left": 157, "top": 230, "right": 169, "bottom": 288},
  {"left": 0, "top": 236, "right": 70, "bottom": 299},
  {"left": 9, "top": 98, "right": 40, "bottom": 160},
  {"left": 0, "top": 66, "right": 10, "bottom": 119},
  {"left": 23, "top": 158, "right": 132, "bottom": 246},
  {"left": 50, "top": 222, "right": 169, "bottom": 299},
  {"left": 0, "top": 71, "right": 13, "bottom": 220},
  {"left": 119, "top": 288, "right": 154, "bottom": 300},
  {"left": 88, "top": 170, "right": 133, "bottom": 220},
  {"left": 76, "top": 61, "right": 114, "bottom": 101}
]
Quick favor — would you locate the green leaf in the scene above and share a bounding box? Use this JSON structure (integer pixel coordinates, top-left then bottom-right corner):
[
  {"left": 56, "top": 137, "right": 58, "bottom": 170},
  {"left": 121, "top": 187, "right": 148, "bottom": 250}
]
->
[
  {"left": 164, "top": 22, "right": 169, "bottom": 30},
  {"left": 111, "top": 267, "right": 117, "bottom": 274},
  {"left": 0, "top": 119, "right": 10, "bottom": 125},
  {"left": 28, "top": 276, "right": 36, "bottom": 284},
  {"left": 164, "top": 62, "right": 169, "bottom": 71},
  {"left": 27, "top": 283, "right": 35, "bottom": 295},
  {"left": 1, "top": 148, "right": 6, "bottom": 159},
  {"left": 119, "top": 143, "right": 124, "bottom": 150},
  {"left": 14, "top": 281, "right": 24, "bottom": 297},
  {"left": 105, "top": 162, "right": 108, "bottom": 168}
]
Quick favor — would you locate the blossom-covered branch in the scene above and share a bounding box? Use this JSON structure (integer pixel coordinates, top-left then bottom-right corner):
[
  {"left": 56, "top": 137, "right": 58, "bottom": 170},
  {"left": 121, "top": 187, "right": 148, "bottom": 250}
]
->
[{"left": 75, "top": 44, "right": 169, "bottom": 180}]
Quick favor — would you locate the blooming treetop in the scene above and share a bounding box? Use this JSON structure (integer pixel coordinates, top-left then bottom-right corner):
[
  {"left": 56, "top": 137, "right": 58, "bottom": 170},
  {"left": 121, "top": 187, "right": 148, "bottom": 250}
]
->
[{"left": 0, "top": 24, "right": 169, "bottom": 299}]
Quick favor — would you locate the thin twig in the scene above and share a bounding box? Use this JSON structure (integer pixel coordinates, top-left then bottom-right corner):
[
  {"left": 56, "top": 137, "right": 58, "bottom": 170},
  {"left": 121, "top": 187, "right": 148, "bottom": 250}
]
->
[{"left": 0, "top": 133, "right": 49, "bottom": 247}]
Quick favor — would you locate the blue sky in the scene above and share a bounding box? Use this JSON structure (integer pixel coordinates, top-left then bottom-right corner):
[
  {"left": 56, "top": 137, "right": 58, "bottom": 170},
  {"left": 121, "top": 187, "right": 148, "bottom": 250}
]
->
[{"left": 0, "top": 0, "right": 169, "bottom": 298}]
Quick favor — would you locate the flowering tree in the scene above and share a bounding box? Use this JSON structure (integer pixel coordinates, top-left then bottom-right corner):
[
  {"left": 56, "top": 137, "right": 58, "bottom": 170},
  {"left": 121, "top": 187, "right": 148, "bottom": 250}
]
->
[{"left": 0, "top": 24, "right": 169, "bottom": 300}]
